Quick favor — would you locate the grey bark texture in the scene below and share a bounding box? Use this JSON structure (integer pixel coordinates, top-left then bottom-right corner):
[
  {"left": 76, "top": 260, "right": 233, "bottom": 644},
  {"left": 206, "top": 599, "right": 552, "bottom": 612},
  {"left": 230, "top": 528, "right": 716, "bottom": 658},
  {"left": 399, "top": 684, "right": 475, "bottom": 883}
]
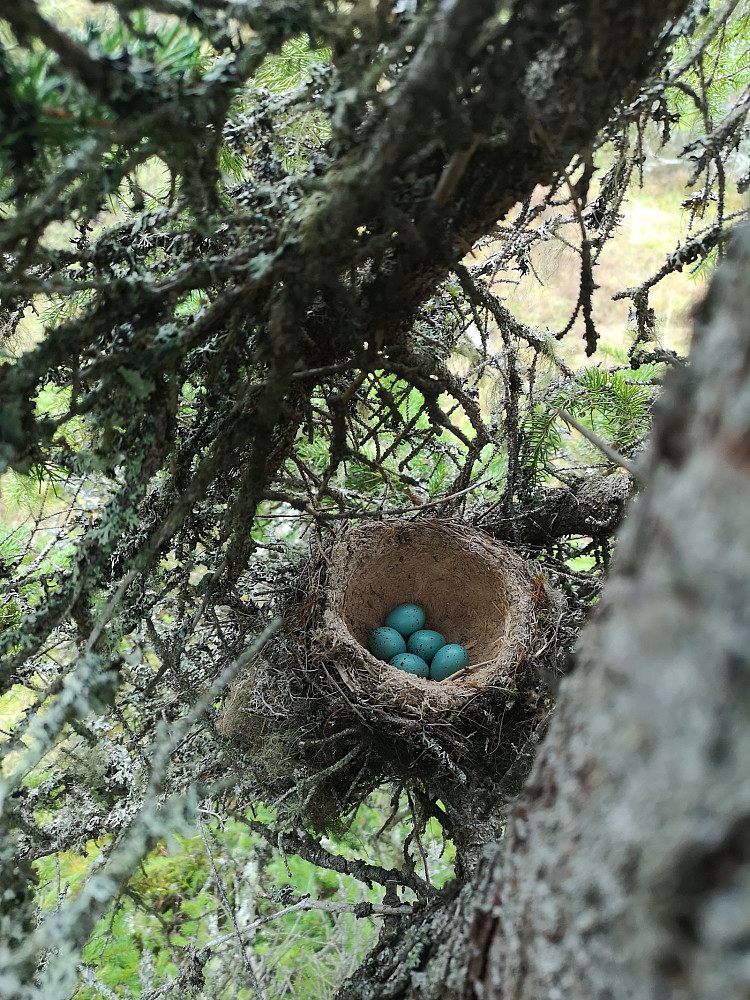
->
[
  {"left": 338, "top": 231, "right": 750, "bottom": 1000},
  {"left": 478, "top": 473, "right": 634, "bottom": 546}
]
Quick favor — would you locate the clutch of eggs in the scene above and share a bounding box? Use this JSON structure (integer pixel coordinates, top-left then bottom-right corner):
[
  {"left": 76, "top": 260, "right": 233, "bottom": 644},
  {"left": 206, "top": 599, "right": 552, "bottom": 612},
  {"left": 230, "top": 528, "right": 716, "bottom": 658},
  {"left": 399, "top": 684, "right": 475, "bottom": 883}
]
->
[{"left": 368, "top": 603, "right": 468, "bottom": 681}]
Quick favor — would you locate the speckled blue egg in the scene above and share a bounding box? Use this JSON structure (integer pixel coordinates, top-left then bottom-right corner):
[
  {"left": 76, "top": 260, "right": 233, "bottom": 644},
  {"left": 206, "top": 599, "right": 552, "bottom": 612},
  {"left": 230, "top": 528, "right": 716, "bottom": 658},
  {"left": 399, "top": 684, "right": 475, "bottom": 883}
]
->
[
  {"left": 389, "top": 652, "right": 429, "bottom": 677},
  {"left": 369, "top": 627, "right": 407, "bottom": 662},
  {"left": 406, "top": 629, "right": 446, "bottom": 664},
  {"left": 430, "top": 644, "right": 469, "bottom": 681},
  {"left": 384, "top": 603, "right": 425, "bottom": 638}
]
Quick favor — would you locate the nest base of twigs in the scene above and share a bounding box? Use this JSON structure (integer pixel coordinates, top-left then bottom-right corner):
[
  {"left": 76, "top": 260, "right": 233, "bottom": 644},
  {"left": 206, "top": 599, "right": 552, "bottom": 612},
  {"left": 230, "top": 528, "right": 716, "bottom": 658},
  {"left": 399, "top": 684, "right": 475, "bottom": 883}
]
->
[{"left": 219, "top": 518, "right": 566, "bottom": 836}]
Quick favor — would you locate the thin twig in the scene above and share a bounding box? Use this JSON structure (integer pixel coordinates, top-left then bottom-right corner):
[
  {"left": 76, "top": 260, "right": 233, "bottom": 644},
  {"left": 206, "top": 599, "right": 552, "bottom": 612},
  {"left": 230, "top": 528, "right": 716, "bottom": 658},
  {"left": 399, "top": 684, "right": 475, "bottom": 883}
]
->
[
  {"left": 556, "top": 407, "right": 643, "bottom": 482},
  {"left": 432, "top": 133, "right": 483, "bottom": 207},
  {"left": 261, "top": 477, "right": 491, "bottom": 520},
  {"left": 667, "top": 0, "right": 743, "bottom": 85},
  {"left": 199, "top": 815, "right": 269, "bottom": 1000},
  {"left": 84, "top": 567, "right": 138, "bottom": 652},
  {"left": 204, "top": 896, "right": 418, "bottom": 949}
]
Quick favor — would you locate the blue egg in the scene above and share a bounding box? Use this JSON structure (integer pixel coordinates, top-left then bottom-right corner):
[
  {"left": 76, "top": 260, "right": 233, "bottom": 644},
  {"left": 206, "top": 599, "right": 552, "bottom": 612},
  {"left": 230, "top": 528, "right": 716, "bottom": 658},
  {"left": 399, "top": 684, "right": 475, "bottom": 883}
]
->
[
  {"left": 369, "top": 627, "right": 407, "bottom": 662},
  {"left": 406, "top": 629, "right": 446, "bottom": 664},
  {"left": 389, "top": 652, "right": 429, "bottom": 677},
  {"left": 384, "top": 603, "right": 425, "bottom": 638},
  {"left": 430, "top": 644, "right": 469, "bottom": 681}
]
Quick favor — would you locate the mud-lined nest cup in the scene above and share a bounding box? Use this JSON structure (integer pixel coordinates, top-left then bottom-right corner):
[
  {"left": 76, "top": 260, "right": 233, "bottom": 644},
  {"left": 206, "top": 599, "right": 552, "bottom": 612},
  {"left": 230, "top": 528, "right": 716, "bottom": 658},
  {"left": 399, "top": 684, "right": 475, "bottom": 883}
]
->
[{"left": 220, "top": 518, "right": 564, "bottom": 825}]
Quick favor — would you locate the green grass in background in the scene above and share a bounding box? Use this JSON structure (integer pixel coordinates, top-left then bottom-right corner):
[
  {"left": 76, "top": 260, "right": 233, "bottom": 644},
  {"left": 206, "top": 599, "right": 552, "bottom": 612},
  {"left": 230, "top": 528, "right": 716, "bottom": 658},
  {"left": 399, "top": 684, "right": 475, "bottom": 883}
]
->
[
  {"left": 498, "top": 157, "right": 748, "bottom": 366},
  {"left": 25, "top": 800, "right": 454, "bottom": 1000}
]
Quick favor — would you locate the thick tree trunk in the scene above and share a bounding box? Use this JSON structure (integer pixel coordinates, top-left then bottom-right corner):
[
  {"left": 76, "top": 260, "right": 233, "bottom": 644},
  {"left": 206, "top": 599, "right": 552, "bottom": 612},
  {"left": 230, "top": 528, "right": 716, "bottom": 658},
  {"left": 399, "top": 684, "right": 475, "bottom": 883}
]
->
[{"left": 338, "top": 231, "right": 750, "bottom": 1000}]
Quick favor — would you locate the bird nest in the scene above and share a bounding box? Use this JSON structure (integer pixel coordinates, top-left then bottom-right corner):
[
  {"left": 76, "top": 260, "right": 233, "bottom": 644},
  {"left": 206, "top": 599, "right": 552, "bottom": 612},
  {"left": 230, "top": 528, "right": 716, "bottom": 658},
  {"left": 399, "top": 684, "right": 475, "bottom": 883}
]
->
[{"left": 220, "top": 517, "right": 565, "bottom": 832}]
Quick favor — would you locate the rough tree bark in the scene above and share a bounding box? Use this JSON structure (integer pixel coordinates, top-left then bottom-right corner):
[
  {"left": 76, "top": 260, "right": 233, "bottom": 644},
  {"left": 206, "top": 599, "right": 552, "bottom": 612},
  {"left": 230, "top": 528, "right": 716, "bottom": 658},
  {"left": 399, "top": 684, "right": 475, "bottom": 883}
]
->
[{"left": 338, "top": 230, "right": 750, "bottom": 1000}]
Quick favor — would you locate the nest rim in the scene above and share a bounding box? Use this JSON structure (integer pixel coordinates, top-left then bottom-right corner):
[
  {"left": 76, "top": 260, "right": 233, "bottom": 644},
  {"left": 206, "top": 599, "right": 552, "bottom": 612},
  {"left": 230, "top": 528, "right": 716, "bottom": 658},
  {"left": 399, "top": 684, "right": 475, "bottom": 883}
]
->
[{"left": 310, "top": 517, "right": 548, "bottom": 717}]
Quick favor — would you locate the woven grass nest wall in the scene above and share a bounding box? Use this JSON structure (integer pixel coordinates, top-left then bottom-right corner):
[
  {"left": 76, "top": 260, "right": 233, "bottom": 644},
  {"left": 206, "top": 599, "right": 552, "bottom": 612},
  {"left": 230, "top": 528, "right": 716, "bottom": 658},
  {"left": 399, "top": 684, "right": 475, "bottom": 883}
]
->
[
  {"left": 220, "top": 518, "right": 564, "bottom": 832},
  {"left": 324, "top": 519, "right": 545, "bottom": 713}
]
